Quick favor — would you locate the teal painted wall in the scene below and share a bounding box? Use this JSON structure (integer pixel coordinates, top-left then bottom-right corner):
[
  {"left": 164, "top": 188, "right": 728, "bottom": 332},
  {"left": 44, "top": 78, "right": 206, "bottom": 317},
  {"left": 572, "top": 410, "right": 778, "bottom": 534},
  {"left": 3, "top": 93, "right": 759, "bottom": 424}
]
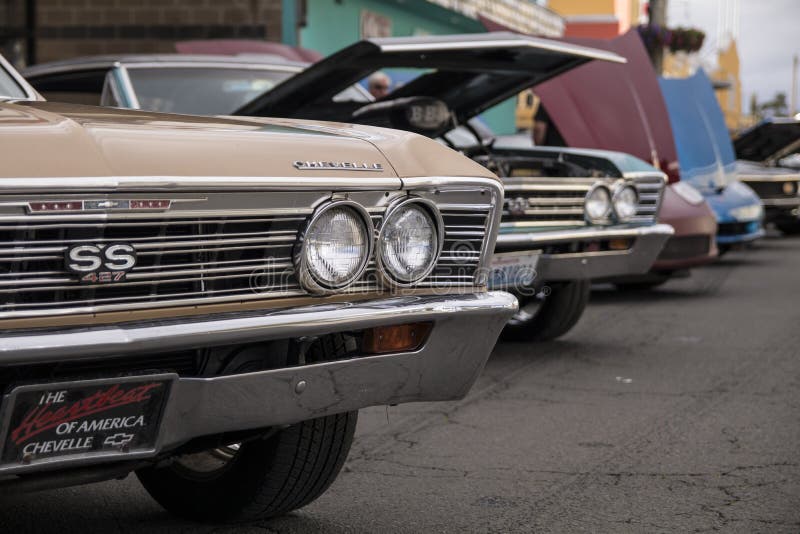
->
[
  {"left": 299, "top": 0, "right": 515, "bottom": 134},
  {"left": 300, "top": 0, "right": 483, "bottom": 55}
]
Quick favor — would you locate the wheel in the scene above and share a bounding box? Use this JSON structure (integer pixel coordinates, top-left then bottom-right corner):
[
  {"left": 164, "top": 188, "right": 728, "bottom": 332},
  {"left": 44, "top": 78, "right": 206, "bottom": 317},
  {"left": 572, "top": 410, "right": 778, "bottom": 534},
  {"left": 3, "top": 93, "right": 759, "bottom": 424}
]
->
[
  {"left": 776, "top": 221, "right": 800, "bottom": 235},
  {"left": 137, "top": 411, "right": 358, "bottom": 522},
  {"left": 501, "top": 279, "right": 590, "bottom": 342},
  {"left": 137, "top": 334, "right": 358, "bottom": 522}
]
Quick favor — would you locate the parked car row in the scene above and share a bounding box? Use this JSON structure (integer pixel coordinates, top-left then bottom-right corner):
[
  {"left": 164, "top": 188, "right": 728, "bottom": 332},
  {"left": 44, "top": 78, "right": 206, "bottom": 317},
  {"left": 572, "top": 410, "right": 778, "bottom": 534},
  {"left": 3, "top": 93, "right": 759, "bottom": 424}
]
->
[{"left": 0, "top": 31, "right": 797, "bottom": 521}]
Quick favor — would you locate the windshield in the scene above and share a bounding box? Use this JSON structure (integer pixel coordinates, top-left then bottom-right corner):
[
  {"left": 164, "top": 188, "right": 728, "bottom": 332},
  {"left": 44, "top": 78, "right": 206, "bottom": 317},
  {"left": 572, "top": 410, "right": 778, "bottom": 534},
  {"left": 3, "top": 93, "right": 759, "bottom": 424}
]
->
[
  {"left": 0, "top": 63, "right": 28, "bottom": 99},
  {"left": 127, "top": 67, "right": 295, "bottom": 115}
]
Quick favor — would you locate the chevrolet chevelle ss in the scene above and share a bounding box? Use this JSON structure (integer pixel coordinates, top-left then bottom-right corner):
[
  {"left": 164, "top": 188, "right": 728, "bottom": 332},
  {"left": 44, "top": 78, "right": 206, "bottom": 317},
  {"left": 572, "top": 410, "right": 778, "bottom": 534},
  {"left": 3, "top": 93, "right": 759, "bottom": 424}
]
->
[
  {"left": 0, "top": 54, "right": 518, "bottom": 521},
  {"left": 26, "top": 33, "right": 674, "bottom": 341}
]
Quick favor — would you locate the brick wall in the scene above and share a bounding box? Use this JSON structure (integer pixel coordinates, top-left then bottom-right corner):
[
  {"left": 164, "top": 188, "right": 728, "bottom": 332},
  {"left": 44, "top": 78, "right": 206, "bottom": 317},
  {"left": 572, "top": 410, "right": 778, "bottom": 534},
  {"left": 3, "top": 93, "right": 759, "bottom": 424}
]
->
[{"left": 35, "top": 0, "right": 283, "bottom": 63}]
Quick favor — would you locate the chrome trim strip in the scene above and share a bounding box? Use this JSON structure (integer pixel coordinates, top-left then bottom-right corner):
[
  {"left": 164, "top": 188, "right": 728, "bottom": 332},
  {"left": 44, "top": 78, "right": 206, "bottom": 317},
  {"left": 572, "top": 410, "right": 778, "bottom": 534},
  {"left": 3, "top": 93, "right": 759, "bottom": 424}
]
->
[
  {"left": 0, "top": 176, "right": 402, "bottom": 192},
  {"left": 122, "top": 62, "right": 303, "bottom": 72},
  {"left": 739, "top": 175, "right": 800, "bottom": 182},
  {"left": 0, "top": 55, "right": 38, "bottom": 101},
  {"left": 376, "top": 37, "right": 626, "bottom": 64},
  {"left": 760, "top": 198, "right": 800, "bottom": 207},
  {"left": 0, "top": 292, "right": 518, "bottom": 363},
  {"left": 495, "top": 223, "right": 675, "bottom": 247},
  {"left": 115, "top": 64, "right": 141, "bottom": 109}
]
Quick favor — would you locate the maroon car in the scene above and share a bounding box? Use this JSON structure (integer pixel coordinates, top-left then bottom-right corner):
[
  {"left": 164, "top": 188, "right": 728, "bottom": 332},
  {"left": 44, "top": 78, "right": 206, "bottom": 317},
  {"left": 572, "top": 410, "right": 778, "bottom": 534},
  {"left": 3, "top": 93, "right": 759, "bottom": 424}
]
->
[{"left": 534, "top": 30, "right": 718, "bottom": 284}]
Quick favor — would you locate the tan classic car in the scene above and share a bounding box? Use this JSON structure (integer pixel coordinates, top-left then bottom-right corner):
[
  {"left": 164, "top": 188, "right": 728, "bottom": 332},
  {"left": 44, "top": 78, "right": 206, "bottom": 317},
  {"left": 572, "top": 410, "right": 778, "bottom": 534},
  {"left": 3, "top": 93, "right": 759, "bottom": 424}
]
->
[{"left": 0, "top": 55, "right": 516, "bottom": 521}]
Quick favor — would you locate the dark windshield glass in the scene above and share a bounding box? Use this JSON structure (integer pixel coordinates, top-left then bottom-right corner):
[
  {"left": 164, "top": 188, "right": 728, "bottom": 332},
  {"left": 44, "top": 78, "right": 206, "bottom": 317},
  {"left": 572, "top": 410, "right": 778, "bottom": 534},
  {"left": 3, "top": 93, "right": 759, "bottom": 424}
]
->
[
  {"left": 0, "top": 64, "right": 28, "bottom": 99},
  {"left": 127, "top": 67, "right": 294, "bottom": 115}
]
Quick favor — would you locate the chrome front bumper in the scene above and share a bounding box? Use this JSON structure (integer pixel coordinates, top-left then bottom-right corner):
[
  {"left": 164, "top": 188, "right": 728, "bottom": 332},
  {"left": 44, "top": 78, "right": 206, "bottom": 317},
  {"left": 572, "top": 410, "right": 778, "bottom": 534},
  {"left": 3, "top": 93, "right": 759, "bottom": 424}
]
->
[
  {"left": 494, "top": 224, "right": 674, "bottom": 282},
  {"left": 0, "top": 292, "right": 517, "bottom": 474}
]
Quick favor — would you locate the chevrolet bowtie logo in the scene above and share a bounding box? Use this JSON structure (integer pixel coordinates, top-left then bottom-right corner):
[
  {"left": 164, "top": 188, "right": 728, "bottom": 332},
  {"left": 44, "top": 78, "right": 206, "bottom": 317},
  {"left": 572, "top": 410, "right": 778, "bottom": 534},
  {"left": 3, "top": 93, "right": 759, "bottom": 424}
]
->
[{"left": 103, "top": 433, "right": 135, "bottom": 447}]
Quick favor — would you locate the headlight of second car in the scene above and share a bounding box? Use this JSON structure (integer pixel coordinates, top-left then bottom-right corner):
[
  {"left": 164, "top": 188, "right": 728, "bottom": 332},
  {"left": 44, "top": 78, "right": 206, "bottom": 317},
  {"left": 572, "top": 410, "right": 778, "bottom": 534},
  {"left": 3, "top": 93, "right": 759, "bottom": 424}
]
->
[
  {"left": 729, "top": 203, "right": 763, "bottom": 221},
  {"left": 585, "top": 185, "right": 613, "bottom": 224},
  {"left": 378, "top": 199, "right": 442, "bottom": 285},
  {"left": 300, "top": 201, "right": 373, "bottom": 292},
  {"left": 612, "top": 184, "right": 639, "bottom": 222}
]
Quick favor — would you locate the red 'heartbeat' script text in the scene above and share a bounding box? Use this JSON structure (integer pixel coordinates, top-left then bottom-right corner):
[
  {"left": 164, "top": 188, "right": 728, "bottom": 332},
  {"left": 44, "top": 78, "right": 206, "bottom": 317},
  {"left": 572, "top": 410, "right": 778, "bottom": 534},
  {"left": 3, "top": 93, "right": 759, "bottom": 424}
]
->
[{"left": 10, "top": 383, "right": 162, "bottom": 445}]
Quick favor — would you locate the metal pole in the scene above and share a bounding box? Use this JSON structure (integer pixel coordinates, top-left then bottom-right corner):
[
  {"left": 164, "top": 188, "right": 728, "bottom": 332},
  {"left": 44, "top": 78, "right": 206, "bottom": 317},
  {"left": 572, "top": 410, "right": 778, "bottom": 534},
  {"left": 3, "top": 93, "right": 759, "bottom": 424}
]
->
[
  {"left": 648, "top": 0, "right": 667, "bottom": 74},
  {"left": 24, "top": 0, "right": 35, "bottom": 66},
  {"left": 792, "top": 54, "right": 798, "bottom": 116}
]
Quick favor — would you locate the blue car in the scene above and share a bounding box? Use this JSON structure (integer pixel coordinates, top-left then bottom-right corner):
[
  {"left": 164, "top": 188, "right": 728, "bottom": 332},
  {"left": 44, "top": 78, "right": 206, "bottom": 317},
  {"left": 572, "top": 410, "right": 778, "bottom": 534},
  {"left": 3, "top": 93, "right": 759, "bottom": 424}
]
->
[{"left": 660, "top": 70, "right": 764, "bottom": 250}]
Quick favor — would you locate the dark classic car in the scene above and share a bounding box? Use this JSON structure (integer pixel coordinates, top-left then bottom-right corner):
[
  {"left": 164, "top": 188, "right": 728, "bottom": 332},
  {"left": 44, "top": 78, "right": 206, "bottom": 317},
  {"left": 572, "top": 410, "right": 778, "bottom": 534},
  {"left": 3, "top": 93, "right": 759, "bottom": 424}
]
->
[
  {"left": 734, "top": 118, "right": 800, "bottom": 234},
  {"left": 25, "top": 33, "right": 674, "bottom": 341},
  {"left": 0, "top": 54, "right": 518, "bottom": 520},
  {"left": 533, "top": 30, "right": 718, "bottom": 286}
]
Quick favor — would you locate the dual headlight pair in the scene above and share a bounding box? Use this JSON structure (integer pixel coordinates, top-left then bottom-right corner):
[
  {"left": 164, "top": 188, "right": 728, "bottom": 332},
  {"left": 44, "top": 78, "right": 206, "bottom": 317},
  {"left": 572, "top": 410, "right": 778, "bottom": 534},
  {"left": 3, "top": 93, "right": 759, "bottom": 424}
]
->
[
  {"left": 584, "top": 182, "right": 639, "bottom": 224},
  {"left": 296, "top": 198, "right": 443, "bottom": 293}
]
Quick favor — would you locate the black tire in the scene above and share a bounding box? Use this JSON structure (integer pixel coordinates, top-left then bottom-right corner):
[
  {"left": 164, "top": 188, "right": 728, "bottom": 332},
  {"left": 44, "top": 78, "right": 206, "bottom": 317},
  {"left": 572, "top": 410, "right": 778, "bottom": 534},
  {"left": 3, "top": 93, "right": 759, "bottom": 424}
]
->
[
  {"left": 501, "top": 280, "right": 590, "bottom": 342},
  {"left": 137, "top": 411, "right": 357, "bottom": 522},
  {"left": 137, "top": 334, "right": 357, "bottom": 522},
  {"left": 776, "top": 221, "right": 800, "bottom": 235}
]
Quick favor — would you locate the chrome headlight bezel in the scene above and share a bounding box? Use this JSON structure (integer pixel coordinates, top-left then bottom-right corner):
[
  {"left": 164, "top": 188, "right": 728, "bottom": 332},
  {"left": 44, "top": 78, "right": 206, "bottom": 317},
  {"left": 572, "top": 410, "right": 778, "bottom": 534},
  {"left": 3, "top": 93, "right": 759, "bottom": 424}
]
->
[
  {"left": 612, "top": 183, "right": 639, "bottom": 222},
  {"left": 376, "top": 197, "right": 444, "bottom": 287},
  {"left": 584, "top": 184, "right": 614, "bottom": 224},
  {"left": 295, "top": 199, "right": 374, "bottom": 294}
]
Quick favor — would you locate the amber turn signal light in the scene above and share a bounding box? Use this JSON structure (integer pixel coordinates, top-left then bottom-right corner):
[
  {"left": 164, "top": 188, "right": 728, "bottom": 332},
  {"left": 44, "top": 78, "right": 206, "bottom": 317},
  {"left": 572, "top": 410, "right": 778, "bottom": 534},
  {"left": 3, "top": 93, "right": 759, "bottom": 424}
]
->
[
  {"left": 363, "top": 322, "right": 433, "bottom": 354},
  {"left": 608, "top": 238, "right": 633, "bottom": 251}
]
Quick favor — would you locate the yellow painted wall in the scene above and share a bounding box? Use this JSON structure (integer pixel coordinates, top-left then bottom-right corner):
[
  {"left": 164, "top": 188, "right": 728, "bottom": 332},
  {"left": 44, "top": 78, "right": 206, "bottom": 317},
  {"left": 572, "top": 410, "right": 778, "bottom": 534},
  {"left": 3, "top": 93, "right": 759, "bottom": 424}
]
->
[
  {"left": 548, "top": 0, "right": 616, "bottom": 16},
  {"left": 712, "top": 40, "right": 745, "bottom": 131}
]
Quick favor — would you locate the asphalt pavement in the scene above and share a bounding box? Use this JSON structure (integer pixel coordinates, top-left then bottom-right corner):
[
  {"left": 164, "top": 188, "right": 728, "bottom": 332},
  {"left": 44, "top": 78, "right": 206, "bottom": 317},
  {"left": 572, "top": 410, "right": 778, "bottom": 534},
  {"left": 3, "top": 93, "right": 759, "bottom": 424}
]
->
[{"left": 1, "top": 233, "right": 799, "bottom": 533}]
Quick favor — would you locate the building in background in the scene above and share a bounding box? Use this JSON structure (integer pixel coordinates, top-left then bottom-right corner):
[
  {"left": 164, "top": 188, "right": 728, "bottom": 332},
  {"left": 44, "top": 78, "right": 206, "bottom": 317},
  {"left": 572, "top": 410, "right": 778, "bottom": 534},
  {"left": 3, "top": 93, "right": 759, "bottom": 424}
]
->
[
  {"left": 711, "top": 40, "right": 746, "bottom": 131},
  {"left": 547, "top": 0, "right": 644, "bottom": 38},
  {"left": 0, "top": 0, "right": 563, "bottom": 134},
  {"left": 0, "top": 0, "right": 283, "bottom": 66}
]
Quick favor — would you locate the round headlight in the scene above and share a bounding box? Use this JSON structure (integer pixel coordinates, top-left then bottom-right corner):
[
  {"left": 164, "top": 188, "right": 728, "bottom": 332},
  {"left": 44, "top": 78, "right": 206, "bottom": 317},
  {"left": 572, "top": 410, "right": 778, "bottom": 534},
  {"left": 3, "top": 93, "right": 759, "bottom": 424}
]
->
[
  {"left": 585, "top": 185, "right": 613, "bottom": 223},
  {"left": 782, "top": 181, "right": 797, "bottom": 196},
  {"left": 612, "top": 185, "right": 639, "bottom": 222},
  {"left": 378, "top": 199, "right": 442, "bottom": 285},
  {"left": 299, "top": 202, "right": 372, "bottom": 292}
]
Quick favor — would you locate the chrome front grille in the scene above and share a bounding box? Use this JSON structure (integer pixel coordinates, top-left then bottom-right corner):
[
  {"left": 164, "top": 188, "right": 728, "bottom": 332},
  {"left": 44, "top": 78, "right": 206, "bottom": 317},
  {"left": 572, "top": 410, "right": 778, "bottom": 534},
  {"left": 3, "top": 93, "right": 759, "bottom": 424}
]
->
[
  {"left": 0, "top": 214, "right": 305, "bottom": 313},
  {"left": 0, "top": 186, "right": 496, "bottom": 319},
  {"left": 500, "top": 174, "right": 665, "bottom": 228}
]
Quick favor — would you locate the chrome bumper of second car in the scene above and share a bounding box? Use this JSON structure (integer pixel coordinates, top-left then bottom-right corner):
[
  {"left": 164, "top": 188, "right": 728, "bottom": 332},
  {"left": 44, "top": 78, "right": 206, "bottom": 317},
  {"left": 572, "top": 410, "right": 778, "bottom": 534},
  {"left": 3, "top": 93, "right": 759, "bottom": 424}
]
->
[
  {"left": 493, "top": 224, "right": 674, "bottom": 283},
  {"left": 0, "top": 292, "right": 517, "bottom": 476}
]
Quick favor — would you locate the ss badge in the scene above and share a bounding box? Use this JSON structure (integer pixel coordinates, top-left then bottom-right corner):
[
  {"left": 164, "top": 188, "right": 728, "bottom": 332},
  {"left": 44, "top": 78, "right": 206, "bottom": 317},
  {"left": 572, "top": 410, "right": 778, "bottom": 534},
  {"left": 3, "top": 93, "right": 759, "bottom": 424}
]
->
[{"left": 65, "top": 243, "right": 137, "bottom": 283}]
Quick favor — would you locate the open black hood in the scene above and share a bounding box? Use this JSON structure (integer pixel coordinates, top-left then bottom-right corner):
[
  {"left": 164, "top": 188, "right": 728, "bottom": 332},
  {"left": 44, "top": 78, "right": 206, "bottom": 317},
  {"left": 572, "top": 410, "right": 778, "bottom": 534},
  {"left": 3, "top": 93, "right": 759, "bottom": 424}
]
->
[
  {"left": 235, "top": 32, "right": 624, "bottom": 128},
  {"left": 734, "top": 118, "right": 800, "bottom": 164}
]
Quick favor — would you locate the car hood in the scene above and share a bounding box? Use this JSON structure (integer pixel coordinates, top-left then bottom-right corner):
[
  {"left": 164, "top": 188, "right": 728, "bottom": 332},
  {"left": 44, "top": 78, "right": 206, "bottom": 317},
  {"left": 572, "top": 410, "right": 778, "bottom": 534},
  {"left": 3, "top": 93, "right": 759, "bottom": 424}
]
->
[
  {"left": 534, "top": 30, "right": 680, "bottom": 183},
  {"left": 0, "top": 100, "right": 494, "bottom": 181},
  {"left": 235, "top": 32, "right": 624, "bottom": 126},
  {"left": 659, "top": 70, "right": 737, "bottom": 192},
  {"left": 733, "top": 118, "right": 800, "bottom": 164}
]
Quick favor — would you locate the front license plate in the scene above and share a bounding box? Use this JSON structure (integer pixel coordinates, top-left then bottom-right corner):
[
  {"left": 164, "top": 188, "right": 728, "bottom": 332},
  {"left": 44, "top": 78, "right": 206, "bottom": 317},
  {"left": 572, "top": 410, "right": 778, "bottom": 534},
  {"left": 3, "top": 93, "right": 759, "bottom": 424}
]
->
[
  {"left": 489, "top": 251, "right": 541, "bottom": 289},
  {"left": 0, "top": 374, "right": 174, "bottom": 469}
]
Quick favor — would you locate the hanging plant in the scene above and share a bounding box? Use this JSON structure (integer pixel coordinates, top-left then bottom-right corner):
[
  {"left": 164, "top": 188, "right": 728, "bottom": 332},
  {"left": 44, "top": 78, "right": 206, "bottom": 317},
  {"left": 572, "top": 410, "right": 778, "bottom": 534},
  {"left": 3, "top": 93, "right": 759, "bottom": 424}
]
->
[{"left": 637, "top": 25, "right": 705, "bottom": 55}]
